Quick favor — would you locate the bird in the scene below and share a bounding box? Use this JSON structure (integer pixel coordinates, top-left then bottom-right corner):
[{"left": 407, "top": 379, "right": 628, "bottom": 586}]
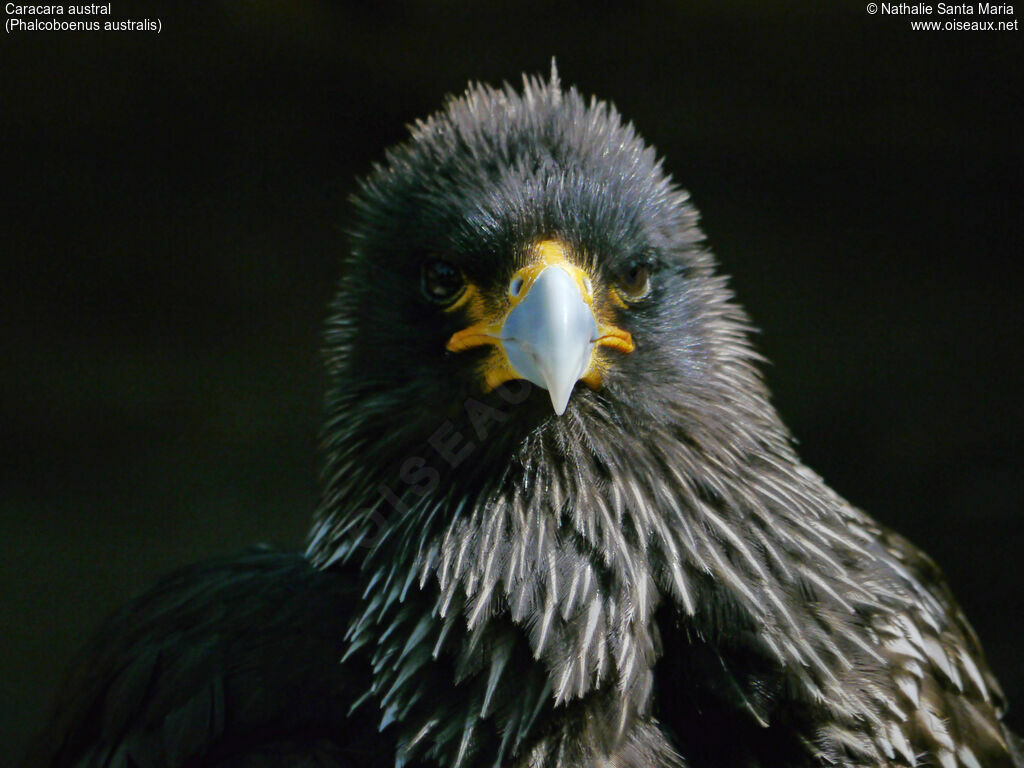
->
[{"left": 28, "top": 66, "right": 1023, "bottom": 768}]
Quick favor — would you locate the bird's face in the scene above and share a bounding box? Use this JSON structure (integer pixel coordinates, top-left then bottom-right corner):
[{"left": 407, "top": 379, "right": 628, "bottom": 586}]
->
[
  {"left": 328, "top": 84, "right": 733, "bottom": 446},
  {"left": 321, "top": 74, "right": 765, "bottom": 519},
  {"left": 437, "top": 237, "right": 638, "bottom": 414}
]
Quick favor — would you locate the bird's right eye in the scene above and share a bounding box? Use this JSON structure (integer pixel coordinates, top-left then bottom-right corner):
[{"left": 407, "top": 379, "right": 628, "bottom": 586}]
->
[{"left": 421, "top": 260, "right": 466, "bottom": 305}]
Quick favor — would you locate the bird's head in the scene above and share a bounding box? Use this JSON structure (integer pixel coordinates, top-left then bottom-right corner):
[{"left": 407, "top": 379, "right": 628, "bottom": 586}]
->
[{"left": 314, "top": 68, "right": 777, "bottom": 561}]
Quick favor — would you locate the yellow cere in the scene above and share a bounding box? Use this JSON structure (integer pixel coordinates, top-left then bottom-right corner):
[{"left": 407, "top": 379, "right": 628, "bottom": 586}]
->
[{"left": 446, "top": 239, "right": 634, "bottom": 393}]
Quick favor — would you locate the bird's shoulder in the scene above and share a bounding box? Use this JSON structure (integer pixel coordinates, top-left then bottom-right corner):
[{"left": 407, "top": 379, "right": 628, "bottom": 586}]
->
[
  {"left": 26, "top": 547, "right": 389, "bottom": 768},
  {"left": 649, "top": 502, "right": 1023, "bottom": 767},
  {"left": 872, "top": 525, "right": 1021, "bottom": 768}
]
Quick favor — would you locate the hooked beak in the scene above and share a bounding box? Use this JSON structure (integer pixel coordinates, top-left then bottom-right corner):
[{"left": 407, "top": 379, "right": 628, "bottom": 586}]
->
[
  {"left": 501, "top": 265, "right": 598, "bottom": 415},
  {"left": 446, "top": 240, "right": 633, "bottom": 415}
]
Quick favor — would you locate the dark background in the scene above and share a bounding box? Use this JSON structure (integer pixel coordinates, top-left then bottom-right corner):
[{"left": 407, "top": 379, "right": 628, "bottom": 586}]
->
[{"left": 2, "top": 0, "right": 1021, "bottom": 759}]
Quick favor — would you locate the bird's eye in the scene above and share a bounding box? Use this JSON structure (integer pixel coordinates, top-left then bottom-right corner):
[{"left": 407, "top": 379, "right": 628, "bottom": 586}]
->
[
  {"left": 421, "top": 259, "right": 466, "bottom": 305},
  {"left": 617, "top": 262, "right": 651, "bottom": 301}
]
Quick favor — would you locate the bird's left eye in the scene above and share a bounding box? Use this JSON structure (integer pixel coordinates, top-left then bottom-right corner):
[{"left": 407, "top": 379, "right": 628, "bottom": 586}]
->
[
  {"left": 421, "top": 259, "right": 466, "bottom": 305},
  {"left": 616, "top": 261, "right": 652, "bottom": 301}
]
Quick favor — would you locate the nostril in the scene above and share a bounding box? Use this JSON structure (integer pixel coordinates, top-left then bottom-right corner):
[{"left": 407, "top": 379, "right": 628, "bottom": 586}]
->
[{"left": 509, "top": 276, "right": 525, "bottom": 298}]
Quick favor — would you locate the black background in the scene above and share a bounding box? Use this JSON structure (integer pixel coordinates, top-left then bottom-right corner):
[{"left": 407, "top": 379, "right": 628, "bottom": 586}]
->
[{"left": 2, "top": 0, "right": 1021, "bottom": 759}]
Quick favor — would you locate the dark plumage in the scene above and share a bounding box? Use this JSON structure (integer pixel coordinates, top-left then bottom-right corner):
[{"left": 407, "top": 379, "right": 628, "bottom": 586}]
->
[
  {"left": 27, "top": 550, "right": 392, "bottom": 767},
  {"left": 31, "top": 68, "right": 1023, "bottom": 768}
]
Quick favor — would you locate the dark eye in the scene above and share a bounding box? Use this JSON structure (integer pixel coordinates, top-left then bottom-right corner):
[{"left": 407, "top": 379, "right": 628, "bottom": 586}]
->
[
  {"left": 617, "top": 261, "right": 651, "bottom": 300},
  {"left": 421, "top": 259, "right": 465, "bottom": 305}
]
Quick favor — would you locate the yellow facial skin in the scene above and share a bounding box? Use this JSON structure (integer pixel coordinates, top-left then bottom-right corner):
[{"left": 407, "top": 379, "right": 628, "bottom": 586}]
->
[{"left": 445, "top": 239, "right": 635, "bottom": 393}]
